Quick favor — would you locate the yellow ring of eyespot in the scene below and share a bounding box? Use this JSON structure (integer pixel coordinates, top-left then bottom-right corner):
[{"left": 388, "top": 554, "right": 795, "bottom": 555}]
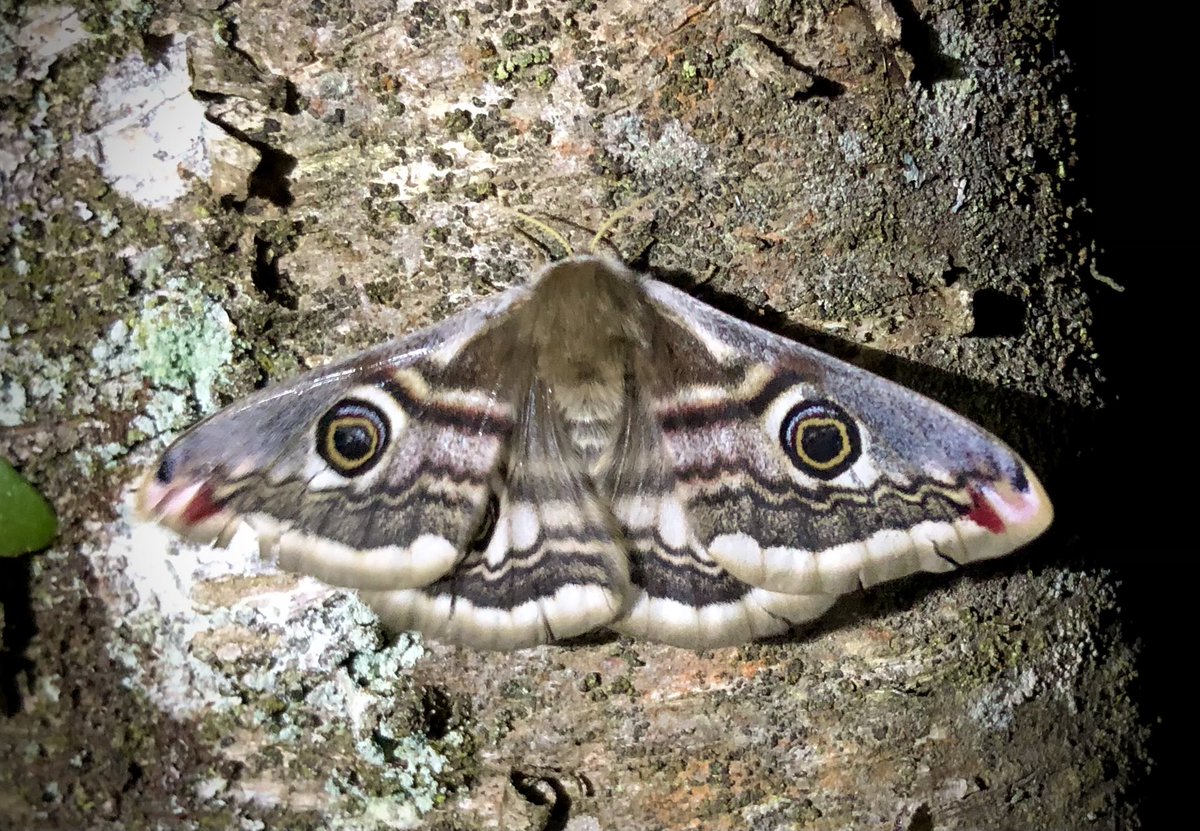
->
[
  {"left": 323, "top": 415, "right": 380, "bottom": 471},
  {"left": 792, "top": 416, "right": 854, "bottom": 471}
]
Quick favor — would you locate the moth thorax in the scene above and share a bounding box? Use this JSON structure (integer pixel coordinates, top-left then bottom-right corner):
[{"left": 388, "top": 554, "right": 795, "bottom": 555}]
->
[
  {"left": 521, "top": 258, "right": 648, "bottom": 466},
  {"left": 554, "top": 364, "right": 630, "bottom": 468}
]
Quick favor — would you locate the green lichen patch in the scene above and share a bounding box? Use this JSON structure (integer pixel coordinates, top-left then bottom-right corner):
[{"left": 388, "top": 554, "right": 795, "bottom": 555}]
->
[
  {"left": 493, "top": 45, "right": 553, "bottom": 82},
  {"left": 131, "top": 278, "right": 234, "bottom": 412}
]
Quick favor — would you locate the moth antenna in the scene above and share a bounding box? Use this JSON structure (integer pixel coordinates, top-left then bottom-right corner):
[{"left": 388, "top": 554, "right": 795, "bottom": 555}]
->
[
  {"left": 589, "top": 191, "right": 660, "bottom": 254},
  {"left": 502, "top": 209, "right": 575, "bottom": 259}
]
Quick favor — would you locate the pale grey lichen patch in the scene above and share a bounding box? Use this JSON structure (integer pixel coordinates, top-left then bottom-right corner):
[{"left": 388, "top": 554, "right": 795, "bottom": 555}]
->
[
  {"left": 347, "top": 631, "right": 426, "bottom": 690},
  {"left": 901, "top": 152, "right": 926, "bottom": 188},
  {"left": 917, "top": 71, "right": 981, "bottom": 146},
  {"left": 0, "top": 323, "right": 29, "bottom": 426},
  {"left": 90, "top": 476, "right": 458, "bottom": 825},
  {"left": 195, "top": 775, "right": 230, "bottom": 802},
  {"left": 838, "top": 129, "right": 867, "bottom": 165},
  {"left": 967, "top": 666, "right": 1038, "bottom": 731},
  {"left": 0, "top": 376, "right": 26, "bottom": 426},
  {"left": 131, "top": 390, "right": 192, "bottom": 443},
  {"left": 324, "top": 789, "right": 425, "bottom": 831},
  {"left": 316, "top": 70, "right": 354, "bottom": 101},
  {"left": 74, "top": 37, "right": 216, "bottom": 209},
  {"left": 8, "top": 221, "right": 32, "bottom": 277},
  {"left": 105, "top": 519, "right": 349, "bottom": 717},
  {"left": 93, "top": 501, "right": 450, "bottom": 827},
  {"left": 0, "top": 323, "right": 71, "bottom": 425},
  {"left": 740, "top": 796, "right": 813, "bottom": 827},
  {"left": 1039, "top": 569, "right": 1116, "bottom": 713},
  {"left": 348, "top": 732, "right": 449, "bottom": 819},
  {"left": 239, "top": 588, "right": 392, "bottom": 677},
  {"left": 291, "top": 621, "right": 452, "bottom": 826},
  {"left": 13, "top": 5, "right": 92, "bottom": 82},
  {"left": 96, "top": 208, "right": 121, "bottom": 238},
  {"left": 602, "top": 115, "right": 710, "bottom": 183},
  {"left": 78, "top": 314, "right": 191, "bottom": 443},
  {"left": 126, "top": 244, "right": 171, "bottom": 284},
  {"left": 931, "top": 8, "right": 981, "bottom": 69},
  {"left": 37, "top": 249, "right": 234, "bottom": 454},
  {"left": 71, "top": 441, "right": 128, "bottom": 475},
  {"left": 95, "top": 514, "right": 250, "bottom": 715}
]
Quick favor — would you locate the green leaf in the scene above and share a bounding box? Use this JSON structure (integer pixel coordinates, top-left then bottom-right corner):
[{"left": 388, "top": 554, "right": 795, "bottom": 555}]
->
[{"left": 0, "top": 457, "right": 57, "bottom": 556}]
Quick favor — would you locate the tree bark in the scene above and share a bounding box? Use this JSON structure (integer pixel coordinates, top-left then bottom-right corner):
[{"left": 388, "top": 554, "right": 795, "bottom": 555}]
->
[{"left": 0, "top": 1, "right": 1143, "bottom": 829}]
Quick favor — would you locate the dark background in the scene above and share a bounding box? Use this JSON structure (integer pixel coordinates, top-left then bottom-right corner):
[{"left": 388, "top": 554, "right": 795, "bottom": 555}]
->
[{"left": 1068, "top": 5, "right": 1180, "bottom": 824}]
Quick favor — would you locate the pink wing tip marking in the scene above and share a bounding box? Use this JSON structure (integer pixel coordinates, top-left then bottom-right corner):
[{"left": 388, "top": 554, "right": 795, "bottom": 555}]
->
[
  {"left": 965, "top": 473, "right": 1053, "bottom": 540},
  {"left": 180, "top": 483, "right": 224, "bottom": 525},
  {"left": 966, "top": 487, "right": 1006, "bottom": 534},
  {"left": 139, "top": 478, "right": 225, "bottom": 530}
]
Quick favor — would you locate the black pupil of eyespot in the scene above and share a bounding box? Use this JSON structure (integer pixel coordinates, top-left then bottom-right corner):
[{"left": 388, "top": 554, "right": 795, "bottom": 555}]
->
[
  {"left": 800, "top": 422, "right": 844, "bottom": 463},
  {"left": 333, "top": 423, "right": 374, "bottom": 461}
]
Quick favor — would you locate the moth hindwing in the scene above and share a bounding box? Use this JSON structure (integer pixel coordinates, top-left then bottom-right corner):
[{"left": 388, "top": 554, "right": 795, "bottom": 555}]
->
[{"left": 140, "top": 255, "right": 1053, "bottom": 649}]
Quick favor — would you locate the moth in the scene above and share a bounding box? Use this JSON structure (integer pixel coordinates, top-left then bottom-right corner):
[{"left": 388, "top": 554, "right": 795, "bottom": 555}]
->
[{"left": 138, "top": 255, "right": 1053, "bottom": 650}]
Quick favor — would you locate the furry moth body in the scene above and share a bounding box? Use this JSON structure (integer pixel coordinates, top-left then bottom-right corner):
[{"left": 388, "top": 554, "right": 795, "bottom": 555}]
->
[{"left": 139, "top": 256, "right": 1053, "bottom": 649}]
